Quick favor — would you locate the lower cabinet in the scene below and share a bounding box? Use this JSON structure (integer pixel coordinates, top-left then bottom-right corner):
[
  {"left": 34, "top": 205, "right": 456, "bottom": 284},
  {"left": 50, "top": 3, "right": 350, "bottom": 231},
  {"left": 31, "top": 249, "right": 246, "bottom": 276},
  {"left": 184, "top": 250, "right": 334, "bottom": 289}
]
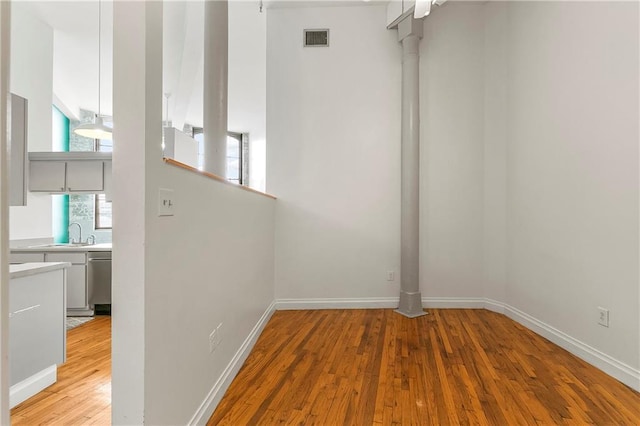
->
[
  {"left": 10, "top": 251, "right": 91, "bottom": 316},
  {"left": 45, "top": 252, "right": 89, "bottom": 315},
  {"left": 9, "top": 267, "right": 66, "bottom": 408},
  {"left": 65, "top": 265, "right": 87, "bottom": 309}
]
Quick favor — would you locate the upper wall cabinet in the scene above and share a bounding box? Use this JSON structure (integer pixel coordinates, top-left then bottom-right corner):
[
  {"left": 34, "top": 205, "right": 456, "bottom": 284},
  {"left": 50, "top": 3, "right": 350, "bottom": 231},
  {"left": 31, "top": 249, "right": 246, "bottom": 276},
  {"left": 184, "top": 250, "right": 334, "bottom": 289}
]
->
[
  {"left": 9, "top": 94, "right": 28, "bottom": 206},
  {"left": 28, "top": 152, "right": 112, "bottom": 194}
]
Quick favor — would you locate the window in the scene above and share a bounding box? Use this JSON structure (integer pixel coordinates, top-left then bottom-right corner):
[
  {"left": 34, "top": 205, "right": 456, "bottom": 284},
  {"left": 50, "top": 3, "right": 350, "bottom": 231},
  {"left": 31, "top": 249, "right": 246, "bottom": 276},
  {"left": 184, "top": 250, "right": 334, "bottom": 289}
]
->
[
  {"left": 192, "top": 128, "right": 248, "bottom": 185},
  {"left": 94, "top": 135, "right": 112, "bottom": 229},
  {"left": 226, "top": 133, "right": 242, "bottom": 184},
  {"left": 95, "top": 194, "right": 112, "bottom": 229}
]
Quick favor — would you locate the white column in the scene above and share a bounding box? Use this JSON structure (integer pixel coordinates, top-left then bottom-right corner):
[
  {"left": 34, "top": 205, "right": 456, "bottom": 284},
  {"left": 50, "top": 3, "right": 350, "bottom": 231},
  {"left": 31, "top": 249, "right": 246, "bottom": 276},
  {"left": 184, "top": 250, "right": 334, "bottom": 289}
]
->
[
  {"left": 0, "top": 1, "right": 10, "bottom": 422},
  {"left": 203, "top": 0, "right": 228, "bottom": 177},
  {"left": 112, "top": 1, "right": 163, "bottom": 423},
  {"left": 396, "top": 16, "right": 426, "bottom": 318}
]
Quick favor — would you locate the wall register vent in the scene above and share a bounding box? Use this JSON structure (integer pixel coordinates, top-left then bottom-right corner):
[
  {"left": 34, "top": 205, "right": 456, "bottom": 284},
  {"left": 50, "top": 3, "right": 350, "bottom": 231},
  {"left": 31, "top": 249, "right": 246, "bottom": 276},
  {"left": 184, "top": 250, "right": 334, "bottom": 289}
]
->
[{"left": 304, "top": 29, "right": 330, "bottom": 47}]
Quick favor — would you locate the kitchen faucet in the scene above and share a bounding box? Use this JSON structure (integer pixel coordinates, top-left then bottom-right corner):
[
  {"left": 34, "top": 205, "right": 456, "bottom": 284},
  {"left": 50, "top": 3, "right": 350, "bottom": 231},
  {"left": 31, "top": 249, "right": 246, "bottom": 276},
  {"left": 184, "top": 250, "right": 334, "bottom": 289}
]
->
[{"left": 68, "top": 222, "right": 82, "bottom": 244}]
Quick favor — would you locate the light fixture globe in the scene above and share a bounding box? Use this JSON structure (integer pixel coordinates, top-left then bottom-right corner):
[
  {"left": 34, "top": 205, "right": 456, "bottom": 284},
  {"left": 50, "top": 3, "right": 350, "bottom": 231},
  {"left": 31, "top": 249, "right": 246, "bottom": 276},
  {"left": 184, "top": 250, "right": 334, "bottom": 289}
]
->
[{"left": 74, "top": 116, "right": 112, "bottom": 140}]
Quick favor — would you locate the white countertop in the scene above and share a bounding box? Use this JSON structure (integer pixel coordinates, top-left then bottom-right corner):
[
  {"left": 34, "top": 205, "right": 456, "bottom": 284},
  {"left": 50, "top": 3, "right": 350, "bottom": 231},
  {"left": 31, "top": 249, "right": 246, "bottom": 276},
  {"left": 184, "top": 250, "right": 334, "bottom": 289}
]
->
[
  {"left": 11, "top": 243, "right": 112, "bottom": 253},
  {"left": 9, "top": 262, "right": 71, "bottom": 279}
]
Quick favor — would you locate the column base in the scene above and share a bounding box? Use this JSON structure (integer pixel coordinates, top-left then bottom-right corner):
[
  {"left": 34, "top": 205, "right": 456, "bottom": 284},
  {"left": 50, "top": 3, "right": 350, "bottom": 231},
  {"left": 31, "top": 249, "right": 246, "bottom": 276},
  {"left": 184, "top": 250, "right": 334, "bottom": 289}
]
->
[{"left": 395, "top": 290, "right": 428, "bottom": 318}]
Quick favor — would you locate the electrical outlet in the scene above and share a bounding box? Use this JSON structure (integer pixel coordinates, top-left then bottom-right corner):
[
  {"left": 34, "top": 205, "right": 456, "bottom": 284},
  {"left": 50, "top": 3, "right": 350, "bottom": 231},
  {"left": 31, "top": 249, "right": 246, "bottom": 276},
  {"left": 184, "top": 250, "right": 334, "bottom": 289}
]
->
[
  {"left": 158, "top": 188, "right": 175, "bottom": 216},
  {"left": 597, "top": 307, "right": 609, "bottom": 327},
  {"left": 387, "top": 271, "right": 395, "bottom": 282},
  {"left": 208, "top": 329, "right": 217, "bottom": 353},
  {"left": 208, "top": 323, "right": 224, "bottom": 353},
  {"left": 215, "top": 323, "right": 223, "bottom": 346}
]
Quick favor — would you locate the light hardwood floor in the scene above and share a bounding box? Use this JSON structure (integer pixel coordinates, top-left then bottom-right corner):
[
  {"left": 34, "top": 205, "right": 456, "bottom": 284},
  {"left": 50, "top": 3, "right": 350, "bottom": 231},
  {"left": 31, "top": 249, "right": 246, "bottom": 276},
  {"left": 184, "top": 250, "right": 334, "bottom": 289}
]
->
[
  {"left": 11, "top": 316, "right": 111, "bottom": 425},
  {"left": 10, "top": 311, "right": 640, "bottom": 425},
  {"left": 210, "top": 309, "right": 640, "bottom": 425}
]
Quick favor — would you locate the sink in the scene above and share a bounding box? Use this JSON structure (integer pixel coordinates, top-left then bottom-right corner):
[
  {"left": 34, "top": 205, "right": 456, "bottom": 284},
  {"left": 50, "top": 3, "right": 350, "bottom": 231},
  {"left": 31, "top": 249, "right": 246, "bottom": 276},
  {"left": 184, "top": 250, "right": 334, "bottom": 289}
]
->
[{"left": 29, "top": 243, "right": 93, "bottom": 248}]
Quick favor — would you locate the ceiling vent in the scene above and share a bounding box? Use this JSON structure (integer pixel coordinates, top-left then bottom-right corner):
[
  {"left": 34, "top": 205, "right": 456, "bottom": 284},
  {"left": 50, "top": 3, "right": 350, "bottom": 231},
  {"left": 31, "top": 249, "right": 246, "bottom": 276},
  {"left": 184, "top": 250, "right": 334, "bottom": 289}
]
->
[{"left": 304, "top": 29, "right": 329, "bottom": 47}]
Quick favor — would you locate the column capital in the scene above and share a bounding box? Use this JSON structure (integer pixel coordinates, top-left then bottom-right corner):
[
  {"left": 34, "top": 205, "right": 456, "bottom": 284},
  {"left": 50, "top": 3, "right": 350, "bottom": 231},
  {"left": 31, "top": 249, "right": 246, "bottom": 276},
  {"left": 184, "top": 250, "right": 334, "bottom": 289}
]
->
[{"left": 397, "top": 14, "right": 423, "bottom": 42}]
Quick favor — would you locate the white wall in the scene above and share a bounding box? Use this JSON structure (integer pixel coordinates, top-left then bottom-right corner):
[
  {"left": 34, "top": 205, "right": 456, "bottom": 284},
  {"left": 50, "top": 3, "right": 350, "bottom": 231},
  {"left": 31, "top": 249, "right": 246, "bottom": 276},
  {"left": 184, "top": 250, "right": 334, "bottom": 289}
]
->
[
  {"left": 482, "top": 1, "right": 508, "bottom": 303},
  {"left": 144, "top": 166, "right": 275, "bottom": 425},
  {"left": 170, "top": 1, "right": 268, "bottom": 191},
  {"left": 266, "top": 0, "right": 638, "bottom": 389},
  {"left": 113, "top": 3, "right": 276, "bottom": 423},
  {"left": 267, "top": 5, "right": 402, "bottom": 301},
  {"left": 420, "top": 2, "right": 485, "bottom": 298},
  {"left": 500, "top": 1, "right": 639, "bottom": 372},
  {"left": 229, "top": 2, "right": 267, "bottom": 191},
  {"left": 9, "top": 4, "right": 53, "bottom": 241}
]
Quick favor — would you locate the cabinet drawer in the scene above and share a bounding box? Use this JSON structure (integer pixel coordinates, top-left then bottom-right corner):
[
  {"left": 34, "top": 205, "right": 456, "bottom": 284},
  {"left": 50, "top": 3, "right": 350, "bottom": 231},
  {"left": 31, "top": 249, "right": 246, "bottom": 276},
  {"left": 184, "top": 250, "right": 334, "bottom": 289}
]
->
[
  {"left": 45, "top": 252, "right": 87, "bottom": 265},
  {"left": 10, "top": 253, "right": 45, "bottom": 263}
]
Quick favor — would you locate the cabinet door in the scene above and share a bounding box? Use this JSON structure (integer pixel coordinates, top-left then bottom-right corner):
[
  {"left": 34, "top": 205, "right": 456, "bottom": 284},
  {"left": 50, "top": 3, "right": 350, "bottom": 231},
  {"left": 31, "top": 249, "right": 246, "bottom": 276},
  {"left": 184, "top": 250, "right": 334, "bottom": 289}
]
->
[
  {"left": 9, "top": 94, "right": 28, "bottom": 206},
  {"left": 29, "top": 161, "right": 66, "bottom": 192},
  {"left": 66, "top": 161, "right": 104, "bottom": 192},
  {"left": 65, "top": 264, "right": 87, "bottom": 309},
  {"left": 103, "top": 161, "right": 112, "bottom": 202}
]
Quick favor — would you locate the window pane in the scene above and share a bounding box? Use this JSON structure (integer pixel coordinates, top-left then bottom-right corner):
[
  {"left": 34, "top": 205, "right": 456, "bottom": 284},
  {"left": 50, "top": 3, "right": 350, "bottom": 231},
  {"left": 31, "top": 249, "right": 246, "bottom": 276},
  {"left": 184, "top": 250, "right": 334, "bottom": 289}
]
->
[
  {"left": 97, "top": 139, "right": 113, "bottom": 152},
  {"left": 95, "top": 194, "right": 112, "bottom": 229}
]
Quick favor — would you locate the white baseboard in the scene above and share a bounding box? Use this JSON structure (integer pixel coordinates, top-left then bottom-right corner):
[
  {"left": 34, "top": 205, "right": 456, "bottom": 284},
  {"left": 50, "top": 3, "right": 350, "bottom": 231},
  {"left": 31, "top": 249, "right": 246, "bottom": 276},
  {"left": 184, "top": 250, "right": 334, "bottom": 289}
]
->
[
  {"left": 189, "top": 295, "right": 639, "bottom": 423},
  {"left": 188, "top": 301, "right": 277, "bottom": 426},
  {"left": 421, "top": 297, "right": 486, "bottom": 309},
  {"left": 275, "top": 297, "right": 399, "bottom": 310},
  {"left": 503, "top": 303, "right": 640, "bottom": 392},
  {"left": 276, "top": 296, "right": 639, "bottom": 392},
  {"left": 10, "top": 364, "right": 57, "bottom": 409}
]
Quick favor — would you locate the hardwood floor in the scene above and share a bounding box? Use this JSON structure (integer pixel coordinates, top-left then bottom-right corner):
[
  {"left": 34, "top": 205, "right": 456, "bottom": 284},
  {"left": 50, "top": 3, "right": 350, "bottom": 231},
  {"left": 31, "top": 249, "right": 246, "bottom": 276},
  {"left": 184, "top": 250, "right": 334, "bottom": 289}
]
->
[
  {"left": 11, "top": 316, "right": 111, "bottom": 425},
  {"left": 210, "top": 309, "right": 640, "bottom": 425}
]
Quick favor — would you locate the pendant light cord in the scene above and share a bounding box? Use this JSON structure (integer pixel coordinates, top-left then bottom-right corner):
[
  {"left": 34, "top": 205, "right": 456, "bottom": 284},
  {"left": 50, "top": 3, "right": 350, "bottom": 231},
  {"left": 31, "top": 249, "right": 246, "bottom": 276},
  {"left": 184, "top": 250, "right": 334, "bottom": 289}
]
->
[{"left": 97, "top": 0, "right": 101, "bottom": 118}]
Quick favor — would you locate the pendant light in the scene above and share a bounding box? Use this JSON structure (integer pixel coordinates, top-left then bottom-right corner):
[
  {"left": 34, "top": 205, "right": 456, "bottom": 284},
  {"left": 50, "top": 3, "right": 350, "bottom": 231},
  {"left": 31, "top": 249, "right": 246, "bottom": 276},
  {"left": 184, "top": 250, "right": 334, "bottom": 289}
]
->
[{"left": 74, "top": 0, "right": 112, "bottom": 140}]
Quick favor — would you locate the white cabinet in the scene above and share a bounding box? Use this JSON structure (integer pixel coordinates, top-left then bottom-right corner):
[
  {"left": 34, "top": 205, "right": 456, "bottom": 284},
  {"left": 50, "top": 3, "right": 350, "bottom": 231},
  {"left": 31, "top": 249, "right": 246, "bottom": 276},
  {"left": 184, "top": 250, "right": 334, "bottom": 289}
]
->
[
  {"left": 66, "top": 161, "right": 104, "bottom": 192},
  {"left": 11, "top": 250, "right": 91, "bottom": 315},
  {"left": 28, "top": 152, "right": 111, "bottom": 194},
  {"left": 65, "top": 265, "right": 87, "bottom": 309},
  {"left": 103, "top": 161, "right": 112, "bottom": 202},
  {"left": 10, "top": 253, "right": 45, "bottom": 263},
  {"left": 9, "top": 265, "right": 66, "bottom": 408},
  {"left": 29, "top": 160, "right": 105, "bottom": 193},
  {"left": 29, "top": 161, "right": 66, "bottom": 192},
  {"left": 46, "top": 252, "right": 89, "bottom": 314},
  {"left": 9, "top": 94, "right": 28, "bottom": 206}
]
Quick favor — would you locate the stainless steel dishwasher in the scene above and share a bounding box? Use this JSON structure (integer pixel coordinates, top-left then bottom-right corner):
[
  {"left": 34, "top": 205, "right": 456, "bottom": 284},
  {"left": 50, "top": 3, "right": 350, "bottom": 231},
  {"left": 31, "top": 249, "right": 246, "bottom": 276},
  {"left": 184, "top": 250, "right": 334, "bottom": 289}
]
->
[{"left": 88, "top": 251, "right": 111, "bottom": 314}]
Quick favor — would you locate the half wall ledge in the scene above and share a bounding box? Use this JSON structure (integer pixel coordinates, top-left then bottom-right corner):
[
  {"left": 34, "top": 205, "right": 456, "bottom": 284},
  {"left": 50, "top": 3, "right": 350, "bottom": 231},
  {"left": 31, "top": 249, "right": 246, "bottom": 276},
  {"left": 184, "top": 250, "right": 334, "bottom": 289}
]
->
[{"left": 163, "top": 157, "right": 277, "bottom": 200}]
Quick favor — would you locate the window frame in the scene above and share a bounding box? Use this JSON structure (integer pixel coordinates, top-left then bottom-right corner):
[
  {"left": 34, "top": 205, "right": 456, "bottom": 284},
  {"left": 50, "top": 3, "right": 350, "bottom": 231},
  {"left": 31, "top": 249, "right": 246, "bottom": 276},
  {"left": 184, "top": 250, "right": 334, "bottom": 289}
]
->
[
  {"left": 191, "top": 128, "right": 248, "bottom": 185},
  {"left": 94, "top": 132, "right": 113, "bottom": 230},
  {"left": 94, "top": 194, "right": 112, "bottom": 230}
]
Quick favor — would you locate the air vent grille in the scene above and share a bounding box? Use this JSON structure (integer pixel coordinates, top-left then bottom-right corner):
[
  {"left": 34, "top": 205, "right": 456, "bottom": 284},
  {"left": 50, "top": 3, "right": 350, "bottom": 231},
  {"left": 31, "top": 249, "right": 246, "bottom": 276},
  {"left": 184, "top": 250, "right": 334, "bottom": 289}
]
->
[{"left": 304, "top": 29, "right": 329, "bottom": 47}]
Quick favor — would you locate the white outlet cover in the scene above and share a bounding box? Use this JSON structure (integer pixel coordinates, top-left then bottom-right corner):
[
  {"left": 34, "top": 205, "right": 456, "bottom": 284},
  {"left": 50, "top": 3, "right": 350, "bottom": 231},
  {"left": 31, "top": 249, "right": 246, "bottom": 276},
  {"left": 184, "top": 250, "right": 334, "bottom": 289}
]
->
[
  {"left": 158, "top": 188, "right": 175, "bottom": 216},
  {"left": 597, "top": 307, "right": 610, "bottom": 327}
]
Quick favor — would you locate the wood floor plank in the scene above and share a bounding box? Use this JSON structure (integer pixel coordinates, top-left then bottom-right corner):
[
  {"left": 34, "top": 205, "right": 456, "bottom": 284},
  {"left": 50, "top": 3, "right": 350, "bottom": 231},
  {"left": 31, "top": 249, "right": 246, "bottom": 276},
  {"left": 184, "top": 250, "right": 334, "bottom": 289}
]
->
[
  {"left": 10, "top": 316, "right": 111, "bottom": 425},
  {"left": 209, "top": 309, "right": 640, "bottom": 425}
]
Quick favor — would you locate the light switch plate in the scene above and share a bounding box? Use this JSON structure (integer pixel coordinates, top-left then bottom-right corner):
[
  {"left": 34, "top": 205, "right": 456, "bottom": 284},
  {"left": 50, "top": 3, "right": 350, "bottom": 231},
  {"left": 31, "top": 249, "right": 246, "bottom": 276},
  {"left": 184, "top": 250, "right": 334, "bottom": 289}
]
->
[{"left": 158, "top": 188, "right": 175, "bottom": 216}]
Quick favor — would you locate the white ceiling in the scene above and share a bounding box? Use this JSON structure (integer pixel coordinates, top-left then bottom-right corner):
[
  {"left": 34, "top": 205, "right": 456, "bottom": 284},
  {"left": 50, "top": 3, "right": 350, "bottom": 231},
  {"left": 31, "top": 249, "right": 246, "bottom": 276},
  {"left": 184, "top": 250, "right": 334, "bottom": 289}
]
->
[{"left": 18, "top": 0, "right": 388, "bottom": 126}]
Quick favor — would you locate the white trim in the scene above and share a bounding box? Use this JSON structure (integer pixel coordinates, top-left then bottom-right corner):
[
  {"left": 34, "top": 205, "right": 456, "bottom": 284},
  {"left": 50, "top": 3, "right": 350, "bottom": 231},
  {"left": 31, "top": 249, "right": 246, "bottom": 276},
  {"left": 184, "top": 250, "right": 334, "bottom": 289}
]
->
[
  {"left": 275, "top": 297, "right": 399, "bottom": 310},
  {"left": 9, "top": 365, "right": 57, "bottom": 409},
  {"left": 421, "top": 297, "right": 485, "bottom": 309},
  {"left": 188, "top": 301, "right": 277, "bottom": 426},
  {"left": 274, "top": 296, "right": 639, "bottom": 392},
  {"left": 482, "top": 298, "right": 506, "bottom": 314},
  {"left": 503, "top": 303, "right": 640, "bottom": 392}
]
